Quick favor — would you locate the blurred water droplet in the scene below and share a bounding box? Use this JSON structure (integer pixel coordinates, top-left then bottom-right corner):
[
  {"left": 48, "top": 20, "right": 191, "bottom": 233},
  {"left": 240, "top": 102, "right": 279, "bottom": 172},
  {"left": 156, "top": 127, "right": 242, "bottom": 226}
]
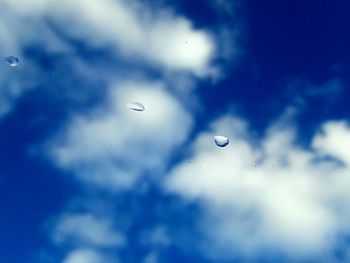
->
[
  {"left": 126, "top": 102, "right": 145, "bottom": 112},
  {"left": 4, "top": 56, "right": 19, "bottom": 67},
  {"left": 214, "top": 135, "right": 229, "bottom": 147}
]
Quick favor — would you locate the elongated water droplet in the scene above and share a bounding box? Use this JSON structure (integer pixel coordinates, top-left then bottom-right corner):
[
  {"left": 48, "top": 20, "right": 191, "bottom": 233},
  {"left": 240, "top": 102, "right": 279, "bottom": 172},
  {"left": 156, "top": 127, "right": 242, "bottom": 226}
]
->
[
  {"left": 126, "top": 102, "right": 145, "bottom": 112},
  {"left": 214, "top": 135, "right": 229, "bottom": 147},
  {"left": 4, "top": 56, "right": 19, "bottom": 67}
]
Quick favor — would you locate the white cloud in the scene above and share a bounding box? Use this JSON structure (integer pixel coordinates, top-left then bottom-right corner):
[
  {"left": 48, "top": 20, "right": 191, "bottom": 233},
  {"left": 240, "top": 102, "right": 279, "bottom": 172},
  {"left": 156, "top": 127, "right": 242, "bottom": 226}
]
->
[
  {"left": 0, "top": 0, "right": 245, "bottom": 262},
  {"left": 49, "top": 80, "right": 193, "bottom": 190},
  {"left": 165, "top": 115, "right": 350, "bottom": 260},
  {"left": 1, "top": 0, "right": 215, "bottom": 76},
  {"left": 52, "top": 213, "right": 125, "bottom": 247},
  {"left": 313, "top": 121, "right": 350, "bottom": 165},
  {"left": 0, "top": 0, "right": 220, "bottom": 120},
  {"left": 62, "top": 249, "right": 112, "bottom": 263}
]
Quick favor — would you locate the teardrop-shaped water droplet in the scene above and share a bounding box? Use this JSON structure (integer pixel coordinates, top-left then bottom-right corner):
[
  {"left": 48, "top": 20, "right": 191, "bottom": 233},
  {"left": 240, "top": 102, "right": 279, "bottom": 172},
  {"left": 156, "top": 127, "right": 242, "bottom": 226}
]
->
[
  {"left": 4, "top": 56, "right": 19, "bottom": 67},
  {"left": 126, "top": 102, "right": 145, "bottom": 112},
  {"left": 214, "top": 135, "right": 229, "bottom": 147}
]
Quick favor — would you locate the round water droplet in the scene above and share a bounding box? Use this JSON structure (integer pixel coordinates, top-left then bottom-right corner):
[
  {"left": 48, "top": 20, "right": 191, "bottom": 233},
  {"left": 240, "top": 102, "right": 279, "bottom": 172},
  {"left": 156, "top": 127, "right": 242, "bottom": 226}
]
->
[
  {"left": 126, "top": 102, "right": 145, "bottom": 112},
  {"left": 214, "top": 135, "right": 229, "bottom": 147},
  {"left": 4, "top": 56, "right": 19, "bottom": 67}
]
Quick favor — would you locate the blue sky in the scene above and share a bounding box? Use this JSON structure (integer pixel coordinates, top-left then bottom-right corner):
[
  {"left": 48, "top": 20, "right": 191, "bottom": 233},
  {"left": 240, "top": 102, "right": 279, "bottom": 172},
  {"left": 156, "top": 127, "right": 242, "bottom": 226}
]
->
[{"left": 0, "top": 0, "right": 350, "bottom": 262}]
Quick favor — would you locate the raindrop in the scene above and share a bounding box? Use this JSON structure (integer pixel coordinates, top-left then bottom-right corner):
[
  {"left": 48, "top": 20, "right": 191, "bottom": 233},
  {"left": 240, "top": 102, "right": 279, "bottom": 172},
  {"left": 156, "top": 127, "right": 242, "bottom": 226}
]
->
[
  {"left": 214, "top": 135, "right": 229, "bottom": 147},
  {"left": 4, "top": 56, "right": 19, "bottom": 67},
  {"left": 126, "top": 102, "right": 145, "bottom": 112}
]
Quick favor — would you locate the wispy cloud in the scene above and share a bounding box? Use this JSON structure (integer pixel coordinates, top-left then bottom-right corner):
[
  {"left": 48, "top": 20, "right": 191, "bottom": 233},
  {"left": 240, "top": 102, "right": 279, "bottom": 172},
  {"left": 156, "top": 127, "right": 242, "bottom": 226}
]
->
[
  {"left": 62, "top": 249, "right": 113, "bottom": 263},
  {"left": 287, "top": 79, "right": 343, "bottom": 109},
  {"left": 52, "top": 213, "right": 125, "bottom": 247}
]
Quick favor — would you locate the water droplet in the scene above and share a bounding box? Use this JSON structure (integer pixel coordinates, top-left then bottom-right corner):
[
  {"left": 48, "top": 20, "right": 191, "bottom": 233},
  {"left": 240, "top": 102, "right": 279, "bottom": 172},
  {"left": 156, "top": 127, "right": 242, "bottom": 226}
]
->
[
  {"left": 4, "top": 56, "right": 19, "bottom": 67},
  {"left": 214, "top": 135, "right": 229, "bottom": 147},
  {"left": 126, "top": 102, "right": 145, "bottom": 112}
]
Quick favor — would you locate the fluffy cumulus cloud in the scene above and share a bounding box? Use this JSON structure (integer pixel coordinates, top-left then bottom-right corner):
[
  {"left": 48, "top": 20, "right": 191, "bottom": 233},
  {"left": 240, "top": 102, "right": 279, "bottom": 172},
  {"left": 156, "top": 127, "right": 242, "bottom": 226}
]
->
[
  {"left": 1, "top": 0, "right": 215, "bottom": 75},
  {"left": 49, "top": 209, "right": 125, "bottom": 262},
  {"left": 0, "top": 0, "right": 216, "bottom": 120},
  {"left": 313, "top": 121, "right": 350, "bottom": 165},
  {"left": 4, "top": 0, "right": 221, "bottom": 260},
  {"left": 3, "top": 0, "right": 350, "bottom": 261},
  {"left": 48, "top": 80, "right": 193, "bottom": 190},
  {"left": 165, "top": 114, "right": 350, "bottom": 260},
  {"left": 0, "top": 0, "right": 218, "bottom": 189}
]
